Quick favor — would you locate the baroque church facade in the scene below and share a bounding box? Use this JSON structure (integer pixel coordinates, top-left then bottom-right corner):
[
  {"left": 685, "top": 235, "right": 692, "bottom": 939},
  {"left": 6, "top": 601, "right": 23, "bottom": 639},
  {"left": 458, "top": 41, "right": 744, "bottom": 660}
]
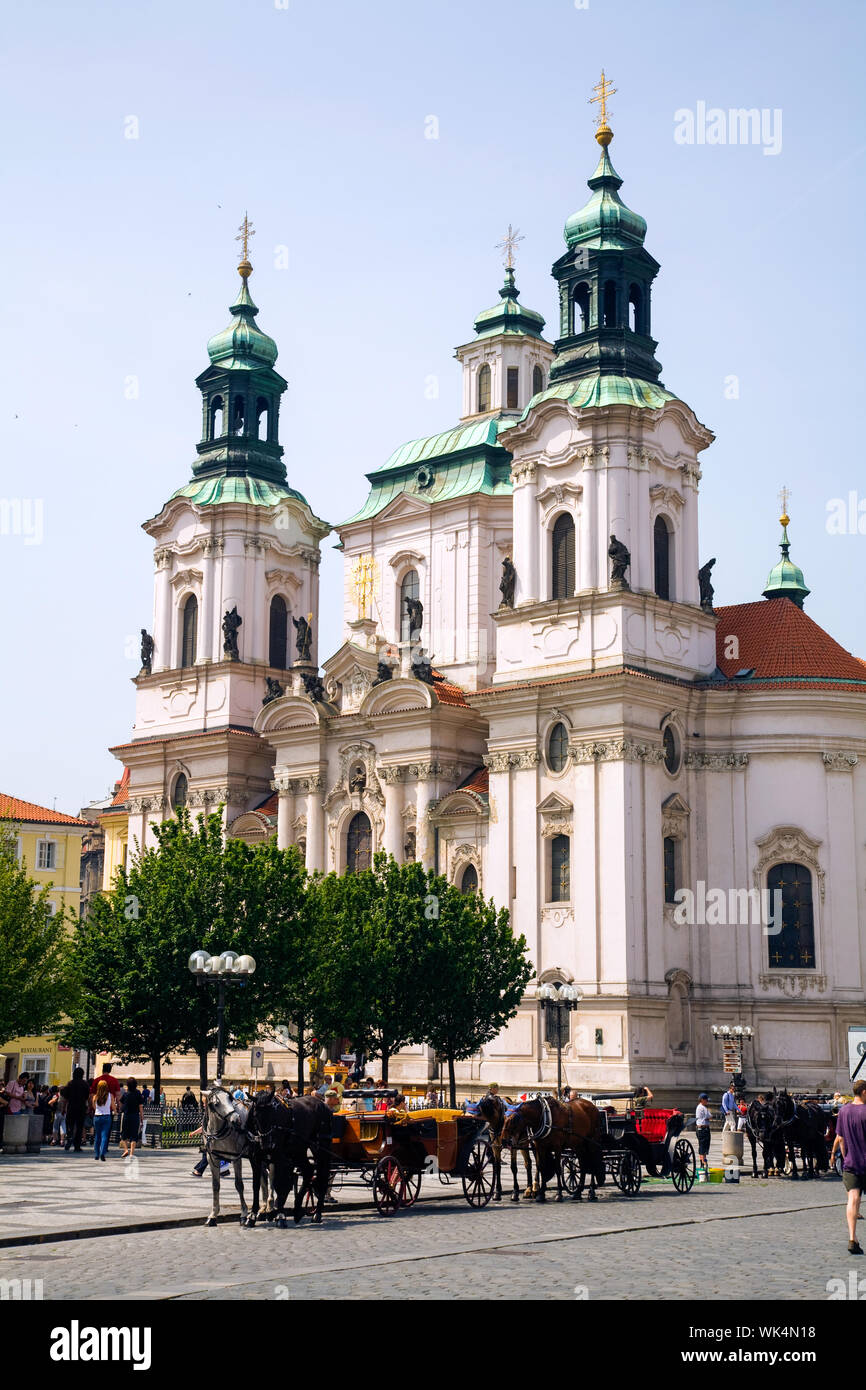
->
[{"left": 107, "top": 120, "right": 866, "bottom": 1098}]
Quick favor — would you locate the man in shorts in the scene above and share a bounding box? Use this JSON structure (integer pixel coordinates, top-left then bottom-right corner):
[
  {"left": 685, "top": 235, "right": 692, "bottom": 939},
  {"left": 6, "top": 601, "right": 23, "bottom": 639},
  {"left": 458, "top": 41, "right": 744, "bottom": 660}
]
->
[
  {"left": 833, "top": 1078, "right": 866, "bottom": 1254},
  {"left": 696, "top": 1092, "right": 712, "bottom": 1175}
]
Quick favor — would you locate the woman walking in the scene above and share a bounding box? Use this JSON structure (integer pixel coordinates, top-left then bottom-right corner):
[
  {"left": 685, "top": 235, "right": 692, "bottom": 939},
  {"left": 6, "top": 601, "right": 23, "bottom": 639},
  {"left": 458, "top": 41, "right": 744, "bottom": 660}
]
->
[
  {"left": 119, "top": 1079, "right": 143, "bottom": 1159},
  {"left": 91, "top": 1078, "right": 115, "bottom": 1161}
]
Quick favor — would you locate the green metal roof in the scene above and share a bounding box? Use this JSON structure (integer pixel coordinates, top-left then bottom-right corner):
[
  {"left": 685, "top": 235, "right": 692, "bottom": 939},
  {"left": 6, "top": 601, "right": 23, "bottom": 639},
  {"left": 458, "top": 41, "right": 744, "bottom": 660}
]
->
[
  {"left": 762, "top": 523, "right": 810, "bottom": 608},
  {"left": 373, "top": 417, "right": 502, "bottom": 474},
  {"left": 564, "top": 145, "right": 648, "bottom": 251},
  {"left": 472, "top": 268, "right": 545, "bottom": 340},
  {"left": 499, "top": 374, "right": 677, "bottom": 435},
  {"left": 171, "top": 474, "right": 317, "bottom": 514},
  {"left": 206, "top": 277, "right": 279, "bottom": 371}
]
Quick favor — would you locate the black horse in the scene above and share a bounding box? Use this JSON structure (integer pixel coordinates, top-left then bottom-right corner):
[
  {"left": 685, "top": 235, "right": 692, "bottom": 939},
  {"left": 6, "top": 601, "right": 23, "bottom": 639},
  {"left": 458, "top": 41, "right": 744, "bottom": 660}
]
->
[
  {"left": 772, "top": 1091, "right": 829, "bottom": 1179},
  {"left": 745, "top": 1098, "right": 786, "bottom": 1177},
  {"left": 247, "top": 1092, "right": 333, "bottom": 1225}
]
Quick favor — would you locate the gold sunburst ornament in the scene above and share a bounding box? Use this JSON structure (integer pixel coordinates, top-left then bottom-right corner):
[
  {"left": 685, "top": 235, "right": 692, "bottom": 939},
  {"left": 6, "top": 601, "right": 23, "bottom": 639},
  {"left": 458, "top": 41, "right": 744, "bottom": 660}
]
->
[
  {"left": 351, "top": 553, "right": 376, "bottom": 619},
  {"left": 236, "top": 212, "right": 256, "bottom": 279},
  {"left": 496, "top": 223, "right": 524, "bottom": 271},
  {"left": 589, "top": 69, "right": 616, "bottom": 146},
  {"left": 778, "top": 484, "right": 791, "bottom": 527}
]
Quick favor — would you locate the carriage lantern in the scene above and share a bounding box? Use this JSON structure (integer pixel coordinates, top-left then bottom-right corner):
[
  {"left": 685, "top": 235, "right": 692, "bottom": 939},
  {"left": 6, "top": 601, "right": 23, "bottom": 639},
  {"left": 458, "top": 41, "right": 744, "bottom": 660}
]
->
[
  {"left": 188, "top": 949, "right": 257, "bottom": 1083},
  {"left": 535, "top": 982, "right": 581, "bottom": 1097}
]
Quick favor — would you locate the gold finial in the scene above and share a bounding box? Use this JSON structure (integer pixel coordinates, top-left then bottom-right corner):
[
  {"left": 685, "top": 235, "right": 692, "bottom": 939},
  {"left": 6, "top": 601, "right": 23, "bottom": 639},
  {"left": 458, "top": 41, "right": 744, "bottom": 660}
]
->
[
  {"left": 589, "top": 69, "right": 616, "bottom": 146},
  {"left": 495, "top": 223, "right": 524, "bottom": 271},
  {"left": 778, "top": 485, "right": 790, "bottom": 527},
  {"left": 351, "top": 554, "right": 376, "bottom": 619},
  {"left": 235, "top": 211, "right": 256, "bottom": 279}
]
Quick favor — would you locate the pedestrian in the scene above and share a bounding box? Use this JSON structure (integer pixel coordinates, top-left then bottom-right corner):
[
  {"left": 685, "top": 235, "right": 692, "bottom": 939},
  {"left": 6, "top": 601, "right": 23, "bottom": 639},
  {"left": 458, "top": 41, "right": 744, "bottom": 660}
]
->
[
  {"left": 89, "top": 1063, "right": 120, "bottom": 1103},
  {"left": 696, "top": 1092, "right": 712, "bottom": 1175},
  {"left": 119, "top": 1078, "right": 143, "bottom": 1159},
  {"left": 180, "top": 1085, "right": 198, "bottom": 1112},
  {"left": 278, "top": 1079, "right": 293, "bottom": 1099},
  {"left": 424, "top": 1084, "right": 439, "bottom": 1108},
  {"left": 21, "top": 1076, "right": 37, "bottom": 1112},
  {"left": 5, "top": 1072, "right": 26, "bottom": 1116},
  {"left": 90, "top": 1077, "right": 116, "bottom": 1162},
  {"left": 61, "top": 1066, "right": 90, "bottom": 1151},
  {"left": 721, "top": 1082, "right": 738, "bottom": 1132},
  {"left": 188, "top": 1125, "right": 231, "bottom": 1179},
  {"left": 37, "top": 1085, "right": 54, "bottom": 1140},
  {"left": 49, "top": 1086, "right": 67, "bottom": 1146},
  {"left": 831, "top": 1078, "right": 866, "bottom": 1255},
  {"left": 159, "top": 1087, "right": 166, "bottom": 1108}
]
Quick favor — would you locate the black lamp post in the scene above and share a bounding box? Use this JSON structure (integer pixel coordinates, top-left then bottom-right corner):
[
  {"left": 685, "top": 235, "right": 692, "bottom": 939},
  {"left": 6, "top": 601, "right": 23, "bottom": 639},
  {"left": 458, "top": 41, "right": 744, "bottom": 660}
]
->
[
  {"left": 537, "top": 982, "right": 581, "bottom": 1096},
  {"left": 188, "top": 950, "right": 257, "bottom": 1084}
]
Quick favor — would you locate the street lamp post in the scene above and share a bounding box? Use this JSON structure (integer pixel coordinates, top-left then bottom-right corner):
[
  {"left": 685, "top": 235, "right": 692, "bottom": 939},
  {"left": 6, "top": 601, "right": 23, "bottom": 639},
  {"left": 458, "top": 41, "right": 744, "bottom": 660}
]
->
[
  {"left": 188, "top": 950, "right": 257, "bottom": 1085},
  {"left": 711, "top": 1024, "right": 754, "bottom": 1089},
  {"left": 536, "top": 983, "right": 581, "bottom": 1097}
]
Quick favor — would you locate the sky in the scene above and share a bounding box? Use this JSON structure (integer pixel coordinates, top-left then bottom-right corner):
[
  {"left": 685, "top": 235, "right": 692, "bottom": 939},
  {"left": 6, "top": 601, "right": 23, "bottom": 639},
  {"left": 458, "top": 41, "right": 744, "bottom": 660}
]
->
[{"left": 1, "top": 0, "right": 865, "bottom": 813}]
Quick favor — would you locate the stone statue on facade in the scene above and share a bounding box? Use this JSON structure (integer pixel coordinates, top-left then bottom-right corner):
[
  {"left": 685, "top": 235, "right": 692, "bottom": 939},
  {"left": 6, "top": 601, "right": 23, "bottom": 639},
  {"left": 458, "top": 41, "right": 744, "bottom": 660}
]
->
[
  {"left": 140, "top": 628, "right": 154, "bottom": 675},
  {"left": 371, "top": 659, "right": 394, "bottom": 687},
  {"left": 499, "top": 556, "right": 516, "bottom": 609},
  {"left": 293, "top": 614, "right": 313, "bottom": 662},
  {"left": 608, "top": 534, "right": 631, "bottom": 589},
  {"left": 262, "top": 676, "right": 284, "bottom": 705},
  {"left": 222, "top": 607, "right": 242, "bottom": 660},
  {"left": 301, "top": 670, "right": 326, "bottom": 703},
  {"left": 699, "top": 557, "right": 716, "bottom": 613},
  {"left": 349, "top": 766, "right": 366, "bottom": 793},
  {"left": 404, "top": 595, "right": 423, "bottom": 639},
  {"left": 411, "top": 647, "right": 435, "bottom": 686}
]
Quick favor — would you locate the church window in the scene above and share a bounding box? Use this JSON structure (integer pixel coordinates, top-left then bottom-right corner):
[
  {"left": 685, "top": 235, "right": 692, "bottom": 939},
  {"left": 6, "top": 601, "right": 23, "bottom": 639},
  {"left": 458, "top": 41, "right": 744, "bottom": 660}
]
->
[
  {"left": 603, "top": 280, "right": 618, "bottom": 327},
  {"left": 551, "top": 513, "right": 575, "bottom": 600},
  {"left": 477, "top": 364, "right": 491, "bottom": 413},
  {"left": 210, "top": 395, "right": 224, "bottom": 438},
  {"left": 256, "top": 397, "right": 269, "bottom": 440},
  {"left": 532, "top": 364, "right": 544, "bottom": 397},
  {"left": 400, "top": 569, "right": 420, "bottom": 642},
  {"left": 181, "top": 595, "right": 198, "bottom": 667},
  {"left": 654, "top": 516, "right": 671, "bottom": 600},
  {"left": 663, "top": 835, "right": 677, "bottom": 903},
  {"left": 547, "top": 722, "right": 568, "bottom": 773},
  {"left": 573, "top": 283, "right": 590, "bottom": 334},
  {"left": 628, "top": 284, "right": 642, "bottom": 333},
  {"left": 459, "top": 863, "right": 478, "bottom": 895},
  {"left": 506, "top": 367, "right": 519, "bottom": 409},
  {"left": 767, "top": 864, "right": 815, "bottom": 970},
  {"left": 172, "top": 774, "right": 188, "bottom": 811},
  {"left": 550, "top": 834, "right": 570, "bottom": 902},
  {"left": 269, "top": 595, "right": 288, "bottom": 669},
  {"left": 346, "top": 813, "right": 372, "bottom": 874},
  {"left": 662, "top": 725, "right": 680, "bottom": 775},
  {"left": 231, "top": 396, "right": 245, "bottom": 435}
]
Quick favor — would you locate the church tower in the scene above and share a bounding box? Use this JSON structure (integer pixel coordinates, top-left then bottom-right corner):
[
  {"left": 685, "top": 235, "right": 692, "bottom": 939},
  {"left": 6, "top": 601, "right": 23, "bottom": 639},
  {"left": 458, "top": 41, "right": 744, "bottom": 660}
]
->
[{"left": 111, "top": 222, "right": 330, "bottom": 848}]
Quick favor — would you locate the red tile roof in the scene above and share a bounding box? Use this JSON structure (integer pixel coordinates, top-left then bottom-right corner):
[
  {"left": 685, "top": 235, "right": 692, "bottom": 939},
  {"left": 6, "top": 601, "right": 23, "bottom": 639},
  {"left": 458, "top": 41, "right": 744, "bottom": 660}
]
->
[
  {"left": 432, "top": 673, "right": 469, "bottom": 707},
  {"left": 714, "top": 598, "right": 866, "bottom": 684},
  {"left": 108, "top": 768, "right": 130, "bottom": 807},
  {"left": 253, "top": 792, "right": 279, "bottom": 817},
  {"left": 457, "top": 767, "right": 489, "bottom": 796},
  {"left": 0, "top": 794, "right": 91, "bottom": 827}
]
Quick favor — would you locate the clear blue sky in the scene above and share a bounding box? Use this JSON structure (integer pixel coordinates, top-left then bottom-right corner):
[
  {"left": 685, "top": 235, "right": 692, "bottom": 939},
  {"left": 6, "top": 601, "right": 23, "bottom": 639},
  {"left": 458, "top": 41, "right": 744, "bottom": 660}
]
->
[{"left": 1, "top": 0, "right": 864, "bottom": 812}]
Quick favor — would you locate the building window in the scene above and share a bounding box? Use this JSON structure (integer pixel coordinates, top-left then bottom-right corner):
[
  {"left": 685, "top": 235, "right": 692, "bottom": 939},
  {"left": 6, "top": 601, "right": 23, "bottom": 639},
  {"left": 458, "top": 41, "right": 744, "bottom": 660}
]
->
[
  {"left": 767, "top": 863, "right": 815, "bottom": 969},
  {"left": 269, "top": 595, "right": 288, "bottom": 669},
  {"left": 346, "top": 813, "right": 372, "bottom": 874},
  {"left": 22, "top": 1054, "right": 50, "bottom": 1087},
  {"left": 459, "top": 863, "right": 478, "bottom": 894},
  {"left": 506, "top": 367, "right": 519, "bottom": 409},
  {"left": 172, "top": 774, "right": 188, "bottom": 811},
  {"left": 603, "top": 280, "right": 618, "bottom": 327},
  {"left": 36, "top": 840, "right": 56, "bottom": 871},
  {"left": 44, "top": 900, "right": 57, "bottom": 919},
  {"left": 628, "top": 284, "right": 643, "bottom": 333},
  {"left": 209, "top": 395, "right": 224, "bottom": 439},
  {"left": 181, "top": 594, "right": 198, "bottom": 667},
  {"left": 551, "top": 514, "right": 575, "bottom": 600},
  {"left": 654, "top": 516, "right": 671, "bottom": 600},
  {"left": 573, "top": 283, "right": 590, "bottom": 334},
  {"left": 663, "top": 836, "right": 677, "bottom": 904},
  {"left": 662, "top": 726, "right": 680, "bottom": 775},
  {"left": 548, "top": 722, "right": 568, "bottom": 773},
  {"left": 231, "top": 396, "right": 245, "bottom": 435},
  {"left": 477, "top": 364, "right": 491, "bottom": 413},
  {"left": 400, "top": 569, "right": 420, "bottom": 642},
  {"left": 550, "top": 834, "right": 570, "bottom": 902},
  {"left": 256, "top": 396, "right": 269, "bottom": 440}
]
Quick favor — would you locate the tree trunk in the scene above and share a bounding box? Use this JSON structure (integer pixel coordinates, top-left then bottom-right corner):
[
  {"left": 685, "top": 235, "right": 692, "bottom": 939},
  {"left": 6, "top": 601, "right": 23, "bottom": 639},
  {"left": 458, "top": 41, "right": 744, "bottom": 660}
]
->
[
  {"left": 448, "top": 1054, "right": 457, "bottom": 1109},
  {"left": 296, "top": 1016, "right": 305, "bottom": 1095},
  {"left": 381, "top": 1048, "right": 389, "bottom": 1086},
  {"left": 198, "top": 1045, "right": 209, "bottom": 1093},
  {"left": 152, "top": 1055, "right": 161, "bottom": 1098}
]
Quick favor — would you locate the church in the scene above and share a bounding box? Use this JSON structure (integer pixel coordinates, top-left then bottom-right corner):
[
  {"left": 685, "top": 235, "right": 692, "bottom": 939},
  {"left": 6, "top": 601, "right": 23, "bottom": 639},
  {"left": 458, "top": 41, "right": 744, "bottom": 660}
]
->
[{"left": 105, "top": 97, "right": 866, "bottom": 1099}]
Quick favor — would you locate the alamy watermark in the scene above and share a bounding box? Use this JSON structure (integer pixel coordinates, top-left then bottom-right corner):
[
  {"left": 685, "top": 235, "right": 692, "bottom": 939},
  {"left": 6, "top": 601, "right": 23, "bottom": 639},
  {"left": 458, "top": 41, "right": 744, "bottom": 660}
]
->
[
  {"left": 674, "top": 103, "right": 782, "bottom": 156},
  {"left": 672, "top": 881, "right": 782, "bottom": 934},
  {"left": 0, "top": 498, "right": 43, "bottom": 545}
]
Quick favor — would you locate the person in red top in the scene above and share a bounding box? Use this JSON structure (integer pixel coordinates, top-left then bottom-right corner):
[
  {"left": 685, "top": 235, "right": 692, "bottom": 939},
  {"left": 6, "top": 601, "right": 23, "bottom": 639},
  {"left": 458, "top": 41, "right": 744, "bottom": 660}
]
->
[{"left": 89, "top": 1064, "right": 120, "bottom": 1100}]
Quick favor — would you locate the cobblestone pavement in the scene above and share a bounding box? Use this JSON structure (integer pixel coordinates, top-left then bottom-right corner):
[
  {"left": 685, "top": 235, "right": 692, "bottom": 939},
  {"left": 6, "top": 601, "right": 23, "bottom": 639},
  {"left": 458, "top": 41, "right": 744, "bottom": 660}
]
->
[{"left": 0, "top": 1156, "right": 858, "bottom": 1301}]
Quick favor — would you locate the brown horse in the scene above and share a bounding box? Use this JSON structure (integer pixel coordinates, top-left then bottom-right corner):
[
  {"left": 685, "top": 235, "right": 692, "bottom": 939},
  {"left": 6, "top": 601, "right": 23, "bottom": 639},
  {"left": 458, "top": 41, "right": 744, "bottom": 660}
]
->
[
  {"left": 501, "top": 1096, "right": 603, "bottom": 1203},
  {"left": 465, "top": 1096, "right": 536, "bottom": 1202}
]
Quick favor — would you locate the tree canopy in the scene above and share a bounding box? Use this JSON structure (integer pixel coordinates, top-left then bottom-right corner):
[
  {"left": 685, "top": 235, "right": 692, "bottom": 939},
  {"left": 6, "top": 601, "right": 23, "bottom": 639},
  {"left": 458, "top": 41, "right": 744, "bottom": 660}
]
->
[{"left": 0, "top": 824, "right": 79, "bottom": 1046}]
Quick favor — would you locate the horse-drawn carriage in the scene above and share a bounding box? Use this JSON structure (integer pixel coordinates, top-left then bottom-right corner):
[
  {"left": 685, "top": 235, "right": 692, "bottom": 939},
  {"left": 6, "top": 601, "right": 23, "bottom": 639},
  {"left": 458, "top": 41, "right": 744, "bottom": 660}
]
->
[
  {"left": 324, "top": 1094, "right": 496, "bottom": 1215},
  {"left": 577, "top": 1104, "right": 697, "bottom": 1195}
]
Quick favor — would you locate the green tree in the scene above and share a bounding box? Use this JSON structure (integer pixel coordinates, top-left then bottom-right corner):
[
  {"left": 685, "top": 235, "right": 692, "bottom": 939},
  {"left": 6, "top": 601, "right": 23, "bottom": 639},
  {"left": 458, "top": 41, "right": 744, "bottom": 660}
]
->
[{"left": 0, "top": 824, "right": 78, "bottom": 1046}]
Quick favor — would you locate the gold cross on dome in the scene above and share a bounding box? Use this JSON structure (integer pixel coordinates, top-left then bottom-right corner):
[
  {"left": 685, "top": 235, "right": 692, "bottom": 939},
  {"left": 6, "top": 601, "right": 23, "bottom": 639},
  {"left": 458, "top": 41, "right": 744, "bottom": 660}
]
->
[
  {"left": 589, "top": 69, "right": 616, "bottom": 128},
  {"left": 236, "top": 212, "right": 255, "bottom": 263},
  {"left": 496, "top": 224, "right": 524, "bottom": 270},
  {"left": 351, "top": 553, "right": 375, "bottom": 618},
  {"left": 778, "top": 485, "right": 791, "bottom": 521}
]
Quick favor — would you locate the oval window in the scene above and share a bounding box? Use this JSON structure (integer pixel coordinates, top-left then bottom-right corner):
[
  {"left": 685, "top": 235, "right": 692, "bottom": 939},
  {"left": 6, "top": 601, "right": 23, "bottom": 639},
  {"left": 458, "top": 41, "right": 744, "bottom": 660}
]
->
[
  {"left": 663, "top": 726, "right": 680, "bottom": 775},
  {"left": 548, "top": 722, "right": 568, "bottom": 773}
]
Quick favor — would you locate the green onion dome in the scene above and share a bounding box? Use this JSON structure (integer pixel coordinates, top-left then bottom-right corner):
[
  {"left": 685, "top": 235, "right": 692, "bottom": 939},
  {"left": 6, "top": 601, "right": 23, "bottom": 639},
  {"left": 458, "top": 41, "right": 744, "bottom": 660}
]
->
[{"left": 206, "top": 267, "right": 278, "bottom": 370}]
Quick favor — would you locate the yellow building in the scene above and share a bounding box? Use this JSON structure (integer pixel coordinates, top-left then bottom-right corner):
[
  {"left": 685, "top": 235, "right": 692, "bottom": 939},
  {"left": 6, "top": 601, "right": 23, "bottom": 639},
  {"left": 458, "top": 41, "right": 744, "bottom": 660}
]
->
[
  {"left": 0, "top": 793, "right": 91, "bottom": 1087},
  {"left": 100, "top": 767, "right": 130, "bottom": 891}
]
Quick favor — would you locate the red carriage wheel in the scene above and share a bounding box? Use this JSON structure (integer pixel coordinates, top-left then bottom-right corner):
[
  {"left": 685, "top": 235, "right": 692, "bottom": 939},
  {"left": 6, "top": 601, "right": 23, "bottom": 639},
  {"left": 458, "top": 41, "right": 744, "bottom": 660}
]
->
[
  {"left": 461, "top": 1140, "right": 496, "bottom": 1208},
  {"left": 373, "top": 1155, "right": 407, "bottom": 1215}
]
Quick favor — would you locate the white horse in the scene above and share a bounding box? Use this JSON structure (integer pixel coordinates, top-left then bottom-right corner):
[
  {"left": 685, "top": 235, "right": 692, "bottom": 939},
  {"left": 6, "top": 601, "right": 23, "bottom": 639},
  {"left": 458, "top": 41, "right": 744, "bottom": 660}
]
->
[{"left": 202, "top": 1083, "right": 268, "bottom": 1227}]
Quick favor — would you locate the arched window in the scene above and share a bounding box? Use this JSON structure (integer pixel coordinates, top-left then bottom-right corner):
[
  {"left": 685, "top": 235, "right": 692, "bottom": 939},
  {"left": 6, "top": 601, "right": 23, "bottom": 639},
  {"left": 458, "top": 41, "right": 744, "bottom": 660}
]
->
[
  {"left": 628, "top": 284, "right": 642, "bottom": 333},
  {"left": 548, "top": 722, "right": 568, "bottom": 773},
  {"left": 181, "top": 595, "right": 198, "bottom": 667},
  {"left": 400, "top": 569, "right": 420, "bottom": 642},
  {"left": 550, "top": 834, "right": 570, "bottom": 902},
  {"left": 603, "top": 280, "right": 618, "bottom": 328},
  {"left": 551, "top": 513, "right": 575, "bottom": 600},
  {"left": 663, "top": 836, "right": 677, "bottom": 903},
  {"left": 209, "top": 395, "right": 224, "bottom": 439},
  {"left": 573, "top": 283, "right": 590, "bottom": 334},
  {"left": 662, "top": 726, "right": 680, "bottom": 775},
  {"left": 459, "top": 863, "right": 478, "bottom": 895},
  {"left": 269, "top": 595, "right": 288, "bottom": 669},
  {"left": 532, "top": 364, "right": 544, "bottom": 396},
  {"left": 172, "top": 774, "right": 188, "bottom": 811},
  {"left": 654, "top": 516, "right": 671, "bottom": 600},
  {"left": 506, "top": 367, "right": 519, "bottom": 409},
  {"left": 477, "top": 363, "right": 491, "bottom": 413},
  {"left": 256, "top": 396, "right": 269, "bottom": 440},
  {"left": 346, "top": 813, "right": 372, "bottom": 875},
  {"left": 231, "top": 396, "right": 245, "bottom": 435},
  {"left": 767, "top": 864, "right": 815, "bottom": 969}
]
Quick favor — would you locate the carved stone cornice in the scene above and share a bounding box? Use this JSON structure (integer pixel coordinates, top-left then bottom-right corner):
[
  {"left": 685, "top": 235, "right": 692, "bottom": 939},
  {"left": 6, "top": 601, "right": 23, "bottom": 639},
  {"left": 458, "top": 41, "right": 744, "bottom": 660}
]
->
[
  {"left": 681, "top": 462, "right": 702, "bottom": 489},
  {"left": 153, "top": 547, "right": 173, "bottom": 570},
  {"left": 244, "top": 535, "right": 266, "bottom": 554},
  {"left": 129, "top": 795, "right": 167, "bottom": 814},
  {"left": 170, "top": 567, "right": 203, "bottom": 591},
  {"left": 540, "top": 818, "right": 572, "bottom": 839},
  {"left": 625, "top": 447, "right": 652, "bottom": 470},
  {"left": 684, "top": 752, "right": 749, "bottom": 771},
  {"left": 759, "top": 972, "right": 828, "bottom": 997},
  {"left": 405, "top": 760, "right": 464, "bottom": 782},
  {"left": 203, "top": 537, "right": 224, "bottom": 557},
  {"left": 187, "top": 784, "right": 248, "bottom": 807},
  {"left": 510, "top": 460, "right": 537, "bottom": 487},
  {"left": 378, "top": 765, "right": 406, "bottom": 785},
  {"left": 483, "top": 750, "right": 540, "bottom": 774},
  {"left": 571, "top": 740, "right": 664, "bottom": 765},
  {"left": 822, "top": 751, "right": 859, "bottom": 772},
  {"left": 649, "top": 484, "right": 685, "bottom": 513},
  {"left": 577, "top": 445, "right": 610, "bottom": 469}
]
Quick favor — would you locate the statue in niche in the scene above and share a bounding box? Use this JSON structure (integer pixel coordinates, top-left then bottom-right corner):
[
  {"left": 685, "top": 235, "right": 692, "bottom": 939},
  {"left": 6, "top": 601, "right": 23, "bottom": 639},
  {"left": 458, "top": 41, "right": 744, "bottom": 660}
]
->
[
  {"left": 499, "top": 556, "right": 516, "bottom": 609},
  {"left": 608, "top": 534, "right": 631, "bottom": 589},
  {"left": 372, "top": 659, "right": 394, "bottom": 687},
  {"left": 262, "top": 676, "right": 284, "bottom": 706},
  {"left": 222, "top": 607, "right": 242, "bottom": 660},
  {"left": 698, "top": 557, "right": 716, "bottom": 613},
  {"left": 404, "top": 595, "right": 423, "bottom": 639},
  {"left": 293, "top": 613, "right": 313, "bottom": 662},
  {"left": 301, "top": 670, "right": 326, "bottom": 703},
  {"left": 140, "top": 629, "right": 154, "bottom": 675},
  {"left": 349, "top": 766, "right": 366, "bottom": 793}
]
